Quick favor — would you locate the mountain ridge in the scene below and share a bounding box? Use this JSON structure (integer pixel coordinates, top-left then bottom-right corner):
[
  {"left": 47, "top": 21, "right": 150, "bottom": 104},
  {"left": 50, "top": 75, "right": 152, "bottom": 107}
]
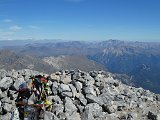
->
[
  {"left": 0, "top": 49, "right": 105, "bottom": 73},
  {"left": 1, "top": 40, "right": 160, "bottom": 93}
]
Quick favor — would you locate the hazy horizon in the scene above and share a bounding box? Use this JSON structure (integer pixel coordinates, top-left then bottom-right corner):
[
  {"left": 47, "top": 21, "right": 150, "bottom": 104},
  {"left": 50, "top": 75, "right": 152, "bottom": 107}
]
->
[
  {"left": 0, "top": 0, "right": 160, "bottom": 42},
  {"left": 0, "top": 39, "right": 160, "bottom": 43}
]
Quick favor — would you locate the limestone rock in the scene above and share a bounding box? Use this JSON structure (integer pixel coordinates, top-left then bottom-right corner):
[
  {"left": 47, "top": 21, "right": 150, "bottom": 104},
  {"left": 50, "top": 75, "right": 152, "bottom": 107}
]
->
[
  {"left": 2, "top": 103, "right": 13, "bottom": 112},
  {"left": 148, "top": 111, "right": 159, "bottom": 120},
  {"left": 50, "top": 73, "right": 61, "bottom": 82},
  {"left": 0, "top": 113, "right": 12, "bottom": 120},
  {"left": 69, "top": 84, "right": 77, "bottom": 98},
  {"left": 52, "top": 103, "right": 64, "bottom": 116},
  {"left": 65, "top": 112, "right": 81, "bottom": 120},
  {"left": 0, "top": 77, "right": 13, "bottom": 90},
  {"left": 86, "top": 94, "right": 103, "bottom": 106},
  {"left": 78, "top": 93, "right": 87, "bottom": 106},
  {"left": 60, "top": 75, "right": 72, "bottom": 84},
  {"left": 74, "top": 81, "right": 83, "bottom": 92},
  {"left": 82, "top": 103, "right": 102, "bottom": 120},
  {"left": 13, "top": 77, "right": 25, "bottom": 90},
  {"left": 60, "top": 84, "right": 71, "bottom": 92},
  {"left": 62, "top": 92, "right": 73, "bottom": 98},
  {"left": 64, "top": 97, "right": 77, "bottom": 115},
  {"left": 83, "top": 85, "right": 96, "bottom": 96}
]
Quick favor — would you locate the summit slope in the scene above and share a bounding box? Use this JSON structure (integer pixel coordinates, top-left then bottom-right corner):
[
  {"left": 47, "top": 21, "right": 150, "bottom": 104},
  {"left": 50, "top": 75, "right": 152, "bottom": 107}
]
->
[{"left": 0, "top": 69, "right": 159, "bottom": 120}]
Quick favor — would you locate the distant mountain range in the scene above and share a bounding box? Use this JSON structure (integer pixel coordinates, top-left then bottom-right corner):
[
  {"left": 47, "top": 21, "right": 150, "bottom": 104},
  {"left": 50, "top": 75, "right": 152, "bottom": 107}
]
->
[
  {"left": 1, "top": 39, "right": 160, "bottom": 93},
  {"left": 0, "top": 49, "right": 105, "bottom": 73},
  {"left": 89, "top": 40, "right": 160, "bottom": 93}
]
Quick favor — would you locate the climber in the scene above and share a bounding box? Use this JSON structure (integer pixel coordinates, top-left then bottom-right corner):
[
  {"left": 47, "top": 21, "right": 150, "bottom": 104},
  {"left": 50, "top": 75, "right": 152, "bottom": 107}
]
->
[
  {"left": 15, "top": 79, "right": 33, "bottom": 102},
  {"left": 32, "top": 75, "right": 48, "bottom": 99},
  {"left": 32, "top": 75, "right": 42, "bottom": 96}
]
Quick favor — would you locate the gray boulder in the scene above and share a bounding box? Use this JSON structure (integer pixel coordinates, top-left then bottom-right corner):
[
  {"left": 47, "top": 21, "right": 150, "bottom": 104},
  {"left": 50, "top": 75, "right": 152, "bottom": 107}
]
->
[
  {"left": 52, "top": 103, "right": 64, "bottom": 116},
  {"left": 8, "top": 90, "right": 18, "bottom": 100},
  {"left": 84, "top": 75, "right": 95, "bottom": 85},
  {"left": 11, "top": 70, "right": 19, "bottom": 79},
  {"left": 69, "top": 84, "right": 77, "bottom": 98},
  {"left": 60, "top": 75, "right": 72, "bottom": 84},
  {"left": 78, "top": 93, "right": 87, "bottom": 106},
  {"left": 52, "top": 81, "right": 59, "bottom": 95},
  {"left": 103, "top": 104, "right": 117, "bottom": 114},
  {"left": 100, "top": 93, "right": 114, "bottom": 104},
  {"left": 50, "top": 95, "right": 62, "bottom": 104},
  {"left": 83, "top": 85, "right": 96, "bottom": 96},
  {"left": 60, "top": 84, "right": 71, "bottom": 92},
  {"left": 62, "top": 92, "right": 73, "bottom": 98},
  {"left": 13, "top": 77, "right": 25, "bottom": 90},
  {"left": 74, "top": 81, "right": 83, "bottom": 92},
  {"left": 2, "top": 103, "right": 13, "bottom": 112},
  {"left": 44, "top": 111, "right": 54, "bottom": 120},
  {"left": 64, "top": 97, "right": 77, "bottom": 115},
  {"left": 1, "top": 97, "right": 12, "bottom": 104},
  {"left": 65, "top": 112, "right": 81, "bottom": 120},
  {"left": 156, "top": 94, "right": 160, "bottom": 101},
  {"left": 56, "top": 112, "right": 66, "bottom": 120},
  {"left": 82, "top": 103, "right": 102, "bottom": 120},
  {"left": 148, "top": 111, "right": 159, "bottom": 120},
  {"left": 52, "top": 81, "right": 59, "bottom": 88},
  {"left": 71, "top": 72, "right": 81, "bottom": 80},
  {"left": 0, "top": 113, "right": 12, "bottom": 120},
  {"left": 89, "top": 71, "right": 98, "bottom": 78},
  {"left": 0, "top": 107, "right": 2, "bottom": 115},
  {"left": 6, "top": 71, "right": 13, "bottom": 77},
  {"left": 0, "top": 89, "right": 2, "bottom": 99},
  {"left": 0, "top": 77, "right": 13, "bottom": 90},
  {"left": 77, "top": 78, "right": 85, "bottom": 83},
  {"left": 86, "top": 94, "right": 103, "bottom": 106},
  {"left": 76, "top": 104, "right": 85, "bottom": 113},
  {"left": 54, "top": 97, "right": 63, "bottom": 104},
  {"left": 0, "top": 90, "right": 7, "bottom": 99}
]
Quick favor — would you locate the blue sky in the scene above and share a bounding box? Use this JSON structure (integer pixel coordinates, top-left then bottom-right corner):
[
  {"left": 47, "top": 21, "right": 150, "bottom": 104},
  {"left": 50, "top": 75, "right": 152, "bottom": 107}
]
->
[{"left": 0, "top": 0, "right": 160, "bottom": 41}]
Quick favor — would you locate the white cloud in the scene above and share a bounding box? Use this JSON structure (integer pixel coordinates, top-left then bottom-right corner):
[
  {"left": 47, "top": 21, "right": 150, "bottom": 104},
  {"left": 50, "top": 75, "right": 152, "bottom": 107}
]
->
[
  {"left": 0, "top": 31, "right": 15, "bottom": 39},
  {"left": 0, "top": 31, "right": 14, "bottom": 36},
  {"left": 9, "top": 25, "right": 22, "bottom": 31},
  {"left": 3, "top": 19, "right": 13, "bottom": 22},
  {"left": 28, "top": 25, "right": 39, "bottom": 29}
]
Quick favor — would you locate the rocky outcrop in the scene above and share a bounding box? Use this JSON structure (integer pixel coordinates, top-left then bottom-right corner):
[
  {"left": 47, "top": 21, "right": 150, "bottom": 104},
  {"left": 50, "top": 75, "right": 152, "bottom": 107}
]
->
[{"left": 0, "top": 69, "right": 160, "bottom": 120}]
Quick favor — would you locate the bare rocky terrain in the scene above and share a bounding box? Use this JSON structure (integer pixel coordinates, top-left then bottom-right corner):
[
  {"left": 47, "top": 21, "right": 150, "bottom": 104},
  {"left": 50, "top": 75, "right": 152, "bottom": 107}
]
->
[
  {"left": 0, "top": 69, "right": 160, "bottom": 120},
  {"left": 43, "top": 56, "right": 105, "bottom": 71},
  {"left": 0, "top": 50, "right": 105, "bottom": 73}
]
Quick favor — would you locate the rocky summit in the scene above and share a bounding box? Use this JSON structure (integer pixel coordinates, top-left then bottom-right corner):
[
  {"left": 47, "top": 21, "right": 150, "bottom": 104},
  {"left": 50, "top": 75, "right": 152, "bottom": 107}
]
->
[{"left": 0, "top": 69, "right": 160, "bottom": 120}]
